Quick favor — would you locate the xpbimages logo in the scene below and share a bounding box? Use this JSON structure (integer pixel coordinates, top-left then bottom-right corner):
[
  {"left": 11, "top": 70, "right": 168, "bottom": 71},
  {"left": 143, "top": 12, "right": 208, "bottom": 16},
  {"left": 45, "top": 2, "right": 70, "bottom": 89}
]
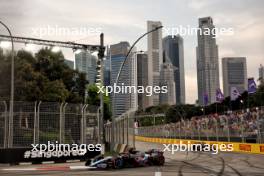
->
[
  {"left": 24, "top": 141, "right": 102, "bottom": 158},
  {"left": 163, "top": 141, "right": 233, "bottom": 154},
  {"left": 97, "top": 83, "right": 168, "bottom": 96}
]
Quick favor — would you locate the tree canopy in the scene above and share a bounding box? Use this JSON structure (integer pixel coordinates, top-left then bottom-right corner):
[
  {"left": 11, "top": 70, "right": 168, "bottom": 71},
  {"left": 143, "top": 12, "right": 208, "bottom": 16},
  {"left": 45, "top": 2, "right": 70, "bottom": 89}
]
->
[{"left": 0, "top": 48, "right": 87, "bottom": 103}]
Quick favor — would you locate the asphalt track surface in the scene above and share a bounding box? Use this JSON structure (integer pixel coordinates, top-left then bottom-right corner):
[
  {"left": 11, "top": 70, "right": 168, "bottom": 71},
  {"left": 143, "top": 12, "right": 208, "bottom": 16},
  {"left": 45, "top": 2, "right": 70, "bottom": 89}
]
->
[{"left": 0, "top": 141, "right": 264, "bottom": 176}]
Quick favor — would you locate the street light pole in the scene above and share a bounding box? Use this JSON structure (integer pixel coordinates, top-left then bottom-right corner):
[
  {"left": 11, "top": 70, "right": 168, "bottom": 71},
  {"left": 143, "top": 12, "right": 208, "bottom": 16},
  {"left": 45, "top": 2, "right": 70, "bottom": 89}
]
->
[
  {"left": 98, "top": 33, "right": 105, "bottom": 146},
  {"left": 111, "top": 26, "right": 163, "bottom": 150},
  {"left": 0, "top": 21, "right": 14, "bottom": 148}
]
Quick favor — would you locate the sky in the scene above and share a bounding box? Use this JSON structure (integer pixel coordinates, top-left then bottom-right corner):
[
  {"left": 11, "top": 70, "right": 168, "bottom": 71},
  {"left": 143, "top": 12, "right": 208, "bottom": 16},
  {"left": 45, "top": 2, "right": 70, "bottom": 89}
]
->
[{"left": 0, "top": 0, "right": 263, "bottom": 104}]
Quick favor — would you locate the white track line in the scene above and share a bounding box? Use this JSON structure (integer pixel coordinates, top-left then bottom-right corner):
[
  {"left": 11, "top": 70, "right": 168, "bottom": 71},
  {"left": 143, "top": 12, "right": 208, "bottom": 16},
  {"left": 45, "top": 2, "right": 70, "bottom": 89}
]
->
[{"left": 2, "top": 165, "right": 96, "bottom": 171}]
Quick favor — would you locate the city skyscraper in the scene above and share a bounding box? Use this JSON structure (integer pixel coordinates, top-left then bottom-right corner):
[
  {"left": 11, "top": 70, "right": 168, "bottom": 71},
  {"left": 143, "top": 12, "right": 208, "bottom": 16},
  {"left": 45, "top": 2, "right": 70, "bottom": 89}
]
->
[
  {"left": 75, "top": 51, "right": 97, "bottom": 83},
  {"left": 222, "top": 57, "right": 247, "bottom": 97},
  {"left": 162, "top": 35, "right": 185, "bottom": 104},
  {"left": 259, "top": 64, "right": 264, "bottom": 84},
  {"left": 103, "top": 58, "right": 111, "bottom": 86},
  {"left": 159, "top": 63, "right": 176, "bottom": 105},
  {"left": 110, "top": 42, "right": 137, "bottom": 117},
  {"left": 137, "top": 53, "right": 149, "bottom": 110},
  {"left": 103, "top": 47, "right": 111, "bottom": 86},
  {"left": 196, "top": 17, "right": 220, "bottom": 105},
  {"left": 147, "top": 20, "right": 163, "bottom": 106}
]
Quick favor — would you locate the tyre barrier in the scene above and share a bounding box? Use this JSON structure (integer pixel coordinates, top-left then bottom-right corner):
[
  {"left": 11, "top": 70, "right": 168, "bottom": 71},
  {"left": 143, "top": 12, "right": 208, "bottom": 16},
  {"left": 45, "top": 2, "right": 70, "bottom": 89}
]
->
[{"left": 113, "top": 144, "right": 132, "bottom": 153}]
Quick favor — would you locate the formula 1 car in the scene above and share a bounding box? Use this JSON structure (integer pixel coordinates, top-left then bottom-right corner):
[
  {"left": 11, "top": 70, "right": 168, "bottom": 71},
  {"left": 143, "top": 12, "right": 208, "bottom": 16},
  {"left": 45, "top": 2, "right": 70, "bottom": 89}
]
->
[{"left": 85, "top": 148, "right": 165, "bottom": 169}]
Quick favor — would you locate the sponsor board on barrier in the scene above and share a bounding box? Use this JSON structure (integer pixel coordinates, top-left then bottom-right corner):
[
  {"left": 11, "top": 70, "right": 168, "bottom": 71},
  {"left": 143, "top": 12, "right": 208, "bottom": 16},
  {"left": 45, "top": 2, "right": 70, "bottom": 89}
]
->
[
  {"left": 135, "top": 136, "right": 264, "bottom": 155},
  {"left": 260, "top": 146, "right": 264, "bottom": 152},
  {"left": 239, "top": 144, "right": 251, "bottom": 152}
]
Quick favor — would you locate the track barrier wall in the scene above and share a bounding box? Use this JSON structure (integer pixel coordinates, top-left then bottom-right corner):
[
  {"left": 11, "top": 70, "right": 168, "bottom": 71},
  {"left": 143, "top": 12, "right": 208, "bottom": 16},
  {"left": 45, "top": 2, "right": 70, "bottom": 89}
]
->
[{"left": 135, "top": 136, "right": 264, "bottom": 155}]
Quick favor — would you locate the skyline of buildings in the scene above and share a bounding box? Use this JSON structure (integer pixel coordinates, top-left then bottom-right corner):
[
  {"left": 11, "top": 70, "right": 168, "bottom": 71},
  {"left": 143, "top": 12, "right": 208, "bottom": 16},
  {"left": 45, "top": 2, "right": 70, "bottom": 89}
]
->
[
  {"left": 222, "top": 57, "right": 247, "bottom": 97},
  {"left": 69, "top": 17, "right": 261, "bottom": 110},
  {"left": 162, "top": 35, "right": 185, "bottom": 104},
  {"left": 196, "top": 17, "right": 220, "bottom": 105}
]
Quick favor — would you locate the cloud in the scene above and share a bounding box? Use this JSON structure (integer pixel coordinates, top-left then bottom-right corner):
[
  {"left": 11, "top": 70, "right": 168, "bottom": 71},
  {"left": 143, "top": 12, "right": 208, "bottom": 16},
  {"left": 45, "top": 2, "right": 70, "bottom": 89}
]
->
[{"left": 188, "top": 0, "right": 211, "bottom": 10}]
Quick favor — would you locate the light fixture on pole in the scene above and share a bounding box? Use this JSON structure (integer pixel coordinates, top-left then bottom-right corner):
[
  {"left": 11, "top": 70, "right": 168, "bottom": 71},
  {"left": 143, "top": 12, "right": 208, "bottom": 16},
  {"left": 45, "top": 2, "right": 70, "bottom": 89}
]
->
[{"left": 0, "top": 20, "right": 15, "bottom": 148}]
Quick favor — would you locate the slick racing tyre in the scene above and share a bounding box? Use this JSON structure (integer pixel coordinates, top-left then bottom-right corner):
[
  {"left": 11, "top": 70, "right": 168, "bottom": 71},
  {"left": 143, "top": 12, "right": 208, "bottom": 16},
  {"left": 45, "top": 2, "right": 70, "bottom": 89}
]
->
[{"left": 114, "top": 158, "right": 124, "bottom": 169}]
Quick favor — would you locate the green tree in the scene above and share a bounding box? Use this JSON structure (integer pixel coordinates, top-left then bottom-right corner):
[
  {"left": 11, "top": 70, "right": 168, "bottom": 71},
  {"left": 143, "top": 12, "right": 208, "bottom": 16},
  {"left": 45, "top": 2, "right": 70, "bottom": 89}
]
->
[
  {"left": 0, "top": 48, "right": 87, "bottom": 103},
  {"left": 41, "top": 80, "right": 69, "bottom": 102},
  {"left": 86, "top": 84, "right": 111, "bottom": 121}
]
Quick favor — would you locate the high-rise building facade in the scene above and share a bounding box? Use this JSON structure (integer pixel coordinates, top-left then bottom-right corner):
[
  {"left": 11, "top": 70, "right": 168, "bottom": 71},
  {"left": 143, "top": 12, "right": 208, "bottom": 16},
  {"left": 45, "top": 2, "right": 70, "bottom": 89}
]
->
[
  {"left": 137, "top": 53, "right": 149, "bottom": 110},
  {"left": 159, "top": 63, "right": 176, "bottom": 105},
  {"left": 222, "top": 57, "right": 247, "bottom": 97},
  {"left": 103, "top": 58, "right": 111, "bottom": 86},
  {"left": 259, "top": 64, "right": 264, "bottom": 84},
  {"left": 104, "top": 47, "right": 111, "bottom": 86},
  {"left": 75, "top": 51, "right": 97, "bottom": 83},
  {"left": 162, "top": 35, "right": 185, "bottom": 104},
  {"left": 147, "top": 21, "right": 163, "bottom": 106},
  {"left": 196, "top": 17, "right": 220, "bottom": 105},
  {"left": 110, "top": 42, "right": 137, "bottom": 117}
]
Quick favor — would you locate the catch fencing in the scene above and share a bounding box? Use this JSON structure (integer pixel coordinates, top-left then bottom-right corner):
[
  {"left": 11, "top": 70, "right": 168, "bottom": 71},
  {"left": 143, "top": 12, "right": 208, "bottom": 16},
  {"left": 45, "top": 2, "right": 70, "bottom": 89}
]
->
[
  {"left": 104, "top": 107, "right": 264, "bottom": 147},
  {"left": 137, "top": 107, "right": 264, "bottom": 144},
  {"left": 0, "top": 101, "right": 99, "bottom": 148},
  {"left": 104, "top": 109, "right": 136, "bottom": 148}
]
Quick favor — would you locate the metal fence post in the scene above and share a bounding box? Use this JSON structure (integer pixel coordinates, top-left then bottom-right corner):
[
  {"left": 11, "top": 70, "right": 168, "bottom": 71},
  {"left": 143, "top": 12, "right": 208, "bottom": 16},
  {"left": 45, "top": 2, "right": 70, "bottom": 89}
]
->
[
  {"left": 59, "top": 103, "right": 66, "bottom": 144},
  {"left": 97, "top": 107, "right": 100, "bottom": 144},
  {"left": 241, "top": 116, "right": 245, "bottom": 143},
  {"left": 179, "top": 121, "right": 182, "bottom": 139},
  {"left": 8, "top": 100, "right": 13, "bottom": 148},
  {"left": 118, "top": 118, "right": 121, "bottom": 144},
  {"left": 198, "top": 122, "right": 201, "bottom": 141},
  {"left": 205, "top": 120, "right": 209, "bottom": 141},
  {"left": 225, "top": 117, "right": 230, "bottom": 142},
  {"left": 80, "top": 104, "right": 84, "bottom": 144},
  {"left": 215, "top": 119, "right": 219, "bottom": 142},
  {"left": 3, "top": 101, "right": 8, "bottom": 148},
  {"left": 122, "top": 117, "right": 125, "bottom": 144},
  {"left": 117, "top": 118, "right": 119, "bottom": 144},
  {"left": 184, "top": 122, "right": 187, "bottom": 139},
  {"left": 33, "top": 101, "right": 38, "bottom": 144},
  {"left": 120, "top": 118, "right": 122, "bottom": 144},
  {"left": 256, "top": 108, "right": 261, "bottom": 143},
  {"left": 132, "top": 111, "right": 135, "bottom": 148},
  {"left": 120, "top": 117, "right": 122, "bottom": 144},
  {"left": 36, "top": 101, "right": 41, "bottom": 144},
  {"left": 81, "top": 104, "right": 88, "bottom": 144},
  {"left": 127, "top": 112, "right": 129, "bottom": 145}
]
